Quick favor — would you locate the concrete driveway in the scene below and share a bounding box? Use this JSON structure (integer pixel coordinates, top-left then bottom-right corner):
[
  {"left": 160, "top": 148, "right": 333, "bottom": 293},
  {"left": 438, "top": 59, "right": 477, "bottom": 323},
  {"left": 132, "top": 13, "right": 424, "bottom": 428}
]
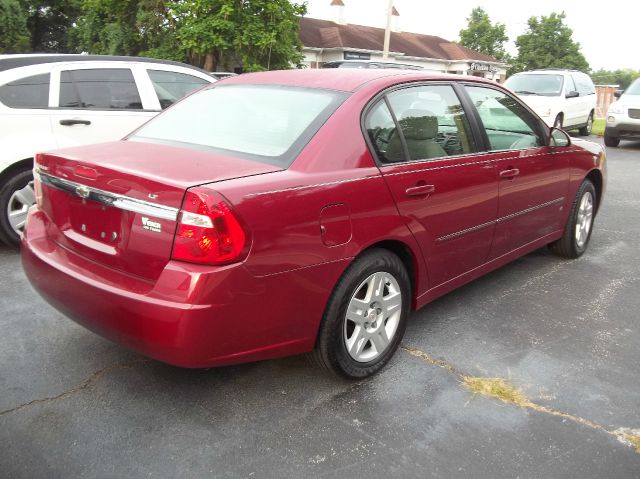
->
[{"left": 1, "top": 138, "right": 639, "bottom": 478}]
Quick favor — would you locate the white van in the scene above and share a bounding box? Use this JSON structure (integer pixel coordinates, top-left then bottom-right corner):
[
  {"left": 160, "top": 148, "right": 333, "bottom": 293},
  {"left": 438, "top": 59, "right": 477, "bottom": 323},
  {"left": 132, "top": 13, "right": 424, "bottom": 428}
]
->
[{"left": 504, "top": 69, "right": 596, "bottom": 135}]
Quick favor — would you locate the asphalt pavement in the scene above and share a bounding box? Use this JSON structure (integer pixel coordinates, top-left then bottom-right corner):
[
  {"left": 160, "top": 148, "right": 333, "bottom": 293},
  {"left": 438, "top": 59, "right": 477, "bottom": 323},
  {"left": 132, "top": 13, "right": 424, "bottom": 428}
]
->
[{"left": 1, "top": 137, "right": 639, "bottom": 478}]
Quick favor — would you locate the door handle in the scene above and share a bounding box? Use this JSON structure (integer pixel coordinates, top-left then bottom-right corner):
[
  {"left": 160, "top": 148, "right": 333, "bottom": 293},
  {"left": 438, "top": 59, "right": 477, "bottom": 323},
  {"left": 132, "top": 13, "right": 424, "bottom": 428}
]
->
[
  {"left": 405, "top": 184, "right": 435, "bottom": 197},
  {"left": 59, "top": 119, "right": 91, "bottom": 126},
  {"left": 499, "top": 168, "right": 520, "bottom": 179}
]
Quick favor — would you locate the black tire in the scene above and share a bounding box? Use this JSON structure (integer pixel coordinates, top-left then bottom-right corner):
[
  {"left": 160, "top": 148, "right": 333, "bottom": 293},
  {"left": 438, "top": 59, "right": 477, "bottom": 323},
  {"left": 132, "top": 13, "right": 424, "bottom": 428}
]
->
[
  {"left": 549, "top": 180, "right": 596, "bottom": 259},
  {"left": 0, "top": 168, "right": 34, "bottom": 247},
  {"left": 553, "top": 114, "right": 563, "bottom": 129},
  {"left": 308, "top": 248, "right": 411, "bottom": 379},
  {"left": 579, "top": 111, "right": 594, "bottom": 136},
  {"left": 604, "top": 134, "right": 620, "bottom": 147}
]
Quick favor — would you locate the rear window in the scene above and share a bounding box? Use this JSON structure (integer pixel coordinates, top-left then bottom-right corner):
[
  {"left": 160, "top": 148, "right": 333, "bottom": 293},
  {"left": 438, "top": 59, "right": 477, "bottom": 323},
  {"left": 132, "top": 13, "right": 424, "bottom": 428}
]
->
[
  {"left": 130, "top": 85, "right": 347, "bottom": 166},
  {"left": 59, "top": 68, "right": 142, "bottom": 110},
  {"left": 0, "top": 73, "right": 50, "bottom": 108},
  {"left": 504, "top": 74, "right": 564, "bottom": 96}
]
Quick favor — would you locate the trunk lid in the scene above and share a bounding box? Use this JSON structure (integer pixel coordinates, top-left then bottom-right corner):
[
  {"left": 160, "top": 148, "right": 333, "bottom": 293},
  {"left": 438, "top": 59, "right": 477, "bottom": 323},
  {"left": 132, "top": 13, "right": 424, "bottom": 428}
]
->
[{"left": 36, "top": 140, "right": 281, "bottom": 281}]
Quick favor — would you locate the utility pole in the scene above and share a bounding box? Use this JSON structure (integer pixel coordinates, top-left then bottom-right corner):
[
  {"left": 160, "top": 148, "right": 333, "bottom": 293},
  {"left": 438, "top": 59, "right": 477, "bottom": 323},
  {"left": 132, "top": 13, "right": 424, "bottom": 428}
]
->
[{"left": 382, "top": 0, "right": 393, "bottom": 60}]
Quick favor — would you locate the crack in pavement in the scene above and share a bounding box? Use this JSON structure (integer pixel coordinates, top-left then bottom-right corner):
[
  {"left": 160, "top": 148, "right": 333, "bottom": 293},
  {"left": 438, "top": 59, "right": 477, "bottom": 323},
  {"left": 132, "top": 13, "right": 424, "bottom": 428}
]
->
[
  {"left": 401, "top": 346, "right": 640, "bottom": 455},
  {"left": 0, "top": 359, "right": 150, "bottom": 417}
]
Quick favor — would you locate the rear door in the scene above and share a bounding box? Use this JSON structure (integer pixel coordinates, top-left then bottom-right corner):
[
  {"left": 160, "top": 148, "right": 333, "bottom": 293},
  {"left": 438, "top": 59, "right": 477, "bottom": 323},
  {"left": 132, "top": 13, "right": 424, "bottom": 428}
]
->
[
  {"left": 463, "top": 84, "right": 569, "bottom": 259},
  {"left": 366, "top": 83, "right": 499, "bottom": 289},
  {"left": 49, "top": 63, "right": 157, "bottom": 148}
]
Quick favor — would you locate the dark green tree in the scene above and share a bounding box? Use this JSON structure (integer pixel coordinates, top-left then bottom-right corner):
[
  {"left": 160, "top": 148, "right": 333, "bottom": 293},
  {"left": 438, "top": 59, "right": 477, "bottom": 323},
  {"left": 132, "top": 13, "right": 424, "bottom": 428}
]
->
[
  {"left": 0, "top": 0, "right": 30, "bottom": 53},
  {"left": 510, "top": 12, "right": 589, "bottom": 75},
  {"left": 23, "top": 0, "right": 82, "bottom": 52},
  {"left": 459, "top": 7, "right": 508, "bottom": 61},
  {"left": 590, "top": 68, "right": 640, "bottom": 89}
]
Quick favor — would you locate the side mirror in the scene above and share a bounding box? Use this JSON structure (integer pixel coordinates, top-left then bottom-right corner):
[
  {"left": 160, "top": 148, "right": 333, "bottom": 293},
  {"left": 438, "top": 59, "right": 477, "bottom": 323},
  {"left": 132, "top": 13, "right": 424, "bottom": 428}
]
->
[
  {"left": 566, "top": 90, "right": 579, "bottom": 99},
  {"left": 549, "top": 127, "right": 571, "bottom": 147},
  {"left": 614, "top": 89, "right": 624, "bottom": 99}
]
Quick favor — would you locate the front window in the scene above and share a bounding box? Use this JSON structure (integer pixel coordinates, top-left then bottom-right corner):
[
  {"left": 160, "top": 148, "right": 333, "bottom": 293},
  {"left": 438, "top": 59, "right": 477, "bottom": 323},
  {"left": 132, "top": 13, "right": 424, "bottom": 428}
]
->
[
  {"left": 130, "top": 85, "right": 347, "bottom": 166},
  {"left": 147, "top": 70, "right": 210, "bottom": 109},
  {"left": 504, "top": 74, "right": 564, "bottom": 97}
]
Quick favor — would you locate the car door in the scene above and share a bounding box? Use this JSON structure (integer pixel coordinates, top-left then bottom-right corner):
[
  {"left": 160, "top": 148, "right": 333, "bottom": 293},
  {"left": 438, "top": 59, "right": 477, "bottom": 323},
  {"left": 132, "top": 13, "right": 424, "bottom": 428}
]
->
[
  {"left": 463, "top": 84, "right": 570, "bottom": 260},
  {"left": 366, "top": 83, "right": 499, "bottom": 289},
  {"left": 572, "top": 72, "right": 596, "bottom": 125},
  {"left": 49, "top": 63, "right": 158, "bottom": 149},
  {"left": 563, "top": 74, "right": 582, "bottom": 128}
]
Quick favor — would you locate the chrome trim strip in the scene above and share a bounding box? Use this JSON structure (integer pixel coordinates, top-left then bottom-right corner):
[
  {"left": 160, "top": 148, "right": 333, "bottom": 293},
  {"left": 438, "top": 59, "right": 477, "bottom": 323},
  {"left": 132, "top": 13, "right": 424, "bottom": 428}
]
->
[
  {"left": 37, "top": 171, "right": 179, "bottom": 221},
  {"left": 436, "top": 197, "right": 565, "bottom": 242},
  {"left": 496, "top": 197, "right": 564, "bottom": 223}
]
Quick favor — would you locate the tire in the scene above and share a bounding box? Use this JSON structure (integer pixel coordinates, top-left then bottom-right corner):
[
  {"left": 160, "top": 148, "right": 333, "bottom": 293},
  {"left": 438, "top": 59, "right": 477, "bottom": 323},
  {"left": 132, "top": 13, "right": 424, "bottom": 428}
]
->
[
  {"left": 549, "top": 180, "right": 596, "bottom": 259},
  {"left": 579, "top": 111, "right": 594, "bottom": 136},
  {"left": 604, "top": 134, "right": 620, "bottom": 147},
  {"left": 0, "top": 168, "right": 35, "bottom": 247},
  {"left": 553, "top": 114, "right": 563, "bottom": 129},
  {"left": 308, "top": 248, "right": 411, "bottom": 379}
]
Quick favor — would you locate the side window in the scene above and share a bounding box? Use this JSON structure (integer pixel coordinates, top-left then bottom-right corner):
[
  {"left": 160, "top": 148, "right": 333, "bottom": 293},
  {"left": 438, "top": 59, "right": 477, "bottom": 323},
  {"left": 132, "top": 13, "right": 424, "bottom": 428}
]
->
[
  {"left": 365, "top": 84, "right": 476, "bottom": 164},
  {"left": 466, "top": 86, "right": 545, "bottom": 151},
  {"left": 148, "top": 70, "right": 210, "bottom": 109},
  {"left": 59, "top": 69, "right": 142, "bottom": 110},
  {"left": 0, "top": 73, "right": 50, "bottom": 109},
  {"left": 573, "top": 73, "right": 595, "bottom": 96}
]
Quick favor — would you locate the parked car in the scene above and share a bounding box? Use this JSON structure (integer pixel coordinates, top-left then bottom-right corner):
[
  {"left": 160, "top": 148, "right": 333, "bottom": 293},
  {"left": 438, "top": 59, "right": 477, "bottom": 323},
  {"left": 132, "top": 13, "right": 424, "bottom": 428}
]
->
[
  {"left": 22, "top": 69, "right": 606, "bottom": 378},
  {"left": 322, "top": 60, "right": 423, "bottom": 70},
  {"left": 0, "top": 54, "right": 215, "bottom": 246},
  {"left": 504, "top": 69, "right": 596, "bottom": 135},
  {"left": 604, "top": 77, "right": 640, "bottom": 147}
]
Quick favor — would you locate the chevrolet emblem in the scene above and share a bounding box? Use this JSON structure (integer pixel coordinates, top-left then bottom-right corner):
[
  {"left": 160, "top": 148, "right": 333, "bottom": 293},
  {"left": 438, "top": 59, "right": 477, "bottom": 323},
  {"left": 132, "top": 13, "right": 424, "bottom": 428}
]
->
[{"left": 75, "top": 185, "right": 90, "bottom": 199}]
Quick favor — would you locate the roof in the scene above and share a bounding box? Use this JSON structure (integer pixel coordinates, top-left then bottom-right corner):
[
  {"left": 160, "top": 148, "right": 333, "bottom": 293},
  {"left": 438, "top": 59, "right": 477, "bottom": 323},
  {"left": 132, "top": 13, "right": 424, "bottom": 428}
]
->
[
  {"left": 220, "top": 68, "right": 492, "bottom": 93},
  {"left": 0, "top": 54, "right": 208, "bottom": 74},
  {"left": 299, "top": 17, "right": 500, "bottom": 63}
]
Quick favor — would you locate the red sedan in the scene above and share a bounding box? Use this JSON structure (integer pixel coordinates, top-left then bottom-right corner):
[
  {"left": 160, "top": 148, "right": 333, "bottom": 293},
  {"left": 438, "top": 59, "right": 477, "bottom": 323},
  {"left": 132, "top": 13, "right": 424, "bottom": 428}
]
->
[{"left": 22, "top": 69, "right": 606, "bottom": 378}]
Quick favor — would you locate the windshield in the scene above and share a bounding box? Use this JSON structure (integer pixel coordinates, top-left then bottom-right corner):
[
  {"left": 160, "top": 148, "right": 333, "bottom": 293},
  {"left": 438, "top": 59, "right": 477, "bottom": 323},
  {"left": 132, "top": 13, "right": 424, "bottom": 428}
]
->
[
  {"left": 504, "top": 74, "right": 564, "bottom": 96},
  {"left": 130, "top": 84, "right": 347, "bottom": 166},
  {"left": 626, "top": 78, "right": 640, "bottom": 95}
]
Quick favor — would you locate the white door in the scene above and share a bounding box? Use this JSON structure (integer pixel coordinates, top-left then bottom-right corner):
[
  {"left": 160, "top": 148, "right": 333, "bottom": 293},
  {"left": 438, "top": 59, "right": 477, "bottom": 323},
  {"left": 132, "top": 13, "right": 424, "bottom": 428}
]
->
[
  {"left": 563, "top": 74, "right": 582, "bottom": 128},
  {"left": 49, "top": 63, "right": 158, "bottom": 149}
]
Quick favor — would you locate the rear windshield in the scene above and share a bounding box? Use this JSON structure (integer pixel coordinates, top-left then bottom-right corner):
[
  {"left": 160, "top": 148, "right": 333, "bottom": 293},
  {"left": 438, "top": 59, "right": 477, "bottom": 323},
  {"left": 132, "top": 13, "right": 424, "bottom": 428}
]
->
[
  {"left": 130, "top": 84, "right": 347, "bottom": 166},
  {"left": 504, "top": 74, "right": 564, "bottom": 96}
]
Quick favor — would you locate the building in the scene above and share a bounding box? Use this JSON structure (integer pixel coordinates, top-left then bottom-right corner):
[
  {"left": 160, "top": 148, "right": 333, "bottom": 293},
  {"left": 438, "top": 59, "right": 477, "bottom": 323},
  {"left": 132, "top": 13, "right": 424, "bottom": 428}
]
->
[{"left": 299, "top": 2, "right": 508, "bottom": 82}]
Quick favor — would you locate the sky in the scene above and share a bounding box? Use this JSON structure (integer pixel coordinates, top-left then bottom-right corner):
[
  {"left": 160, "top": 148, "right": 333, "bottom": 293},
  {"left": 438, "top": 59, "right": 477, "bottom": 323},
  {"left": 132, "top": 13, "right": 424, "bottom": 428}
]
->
[{"left": 305, "top": 0, "right": 637, "bottom": 71}]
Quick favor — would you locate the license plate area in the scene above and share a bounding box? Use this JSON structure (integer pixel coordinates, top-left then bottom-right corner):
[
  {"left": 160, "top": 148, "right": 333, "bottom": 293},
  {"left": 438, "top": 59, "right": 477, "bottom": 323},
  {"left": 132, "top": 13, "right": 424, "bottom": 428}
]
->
[{"left": 69, "top": 197, "right": 123, "bottom": 244}]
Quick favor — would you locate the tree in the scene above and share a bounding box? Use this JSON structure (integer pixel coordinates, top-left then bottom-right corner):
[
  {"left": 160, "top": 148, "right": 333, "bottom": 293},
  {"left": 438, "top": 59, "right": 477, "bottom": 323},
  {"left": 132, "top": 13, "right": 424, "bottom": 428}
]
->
[
  {"left": 0, "top": 0, "right": 30, "bottom": 53},
  {"left": 459, "top": 7, "right": 508, "bottom": 61},
  {"left": 23, "top": 0, "right": 82, "bottom": 52},
  {"left": 172, "top": 0, "right": 307, "bottom": 72},
  {"left": 590, "top": 68, "right": 640, "bottom": 89},
  {"left": 510, "top": 12, "right": 589, "bottom": 75}
]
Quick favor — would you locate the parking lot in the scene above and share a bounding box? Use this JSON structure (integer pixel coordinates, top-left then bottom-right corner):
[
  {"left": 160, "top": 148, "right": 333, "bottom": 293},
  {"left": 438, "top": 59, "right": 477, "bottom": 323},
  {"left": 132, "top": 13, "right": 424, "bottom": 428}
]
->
[{"left": 1, "top": 137, "right": 639, "bottom": 478}]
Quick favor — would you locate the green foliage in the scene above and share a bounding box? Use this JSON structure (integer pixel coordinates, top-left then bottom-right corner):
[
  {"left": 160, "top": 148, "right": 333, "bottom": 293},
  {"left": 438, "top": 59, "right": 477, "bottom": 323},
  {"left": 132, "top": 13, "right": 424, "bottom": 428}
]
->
[
  {"left": 590, "top": 69, "right": 640, "bottom": 89},
  {"left": 23, "top": 0, "right": 82, "bottom": 52},
  {"left": 510, "top": 12, "right": 589, "bottom": 75},
  {"left": 459, "top": 7, "right": 508, "bottom": 61},
  {"left": 0, "top": 0, "right": 30, "bottom": 53}
]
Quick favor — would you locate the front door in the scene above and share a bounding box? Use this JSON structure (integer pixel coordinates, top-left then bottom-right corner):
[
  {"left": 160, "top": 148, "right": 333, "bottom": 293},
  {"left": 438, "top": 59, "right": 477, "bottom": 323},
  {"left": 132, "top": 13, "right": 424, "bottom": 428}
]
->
[
  {"left": 463, "top": 85, "right": 570, "bottom": 259},
  {"left": 365, "top": 83, "right": 499, "bottom": 289}
]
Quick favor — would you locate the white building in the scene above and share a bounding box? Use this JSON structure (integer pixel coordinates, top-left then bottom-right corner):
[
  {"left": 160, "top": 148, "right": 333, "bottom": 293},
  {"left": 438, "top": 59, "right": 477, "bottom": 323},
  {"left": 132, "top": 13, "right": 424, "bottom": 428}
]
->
[{"left": 299, "top": 1, "right": 508, "bottom": 82}]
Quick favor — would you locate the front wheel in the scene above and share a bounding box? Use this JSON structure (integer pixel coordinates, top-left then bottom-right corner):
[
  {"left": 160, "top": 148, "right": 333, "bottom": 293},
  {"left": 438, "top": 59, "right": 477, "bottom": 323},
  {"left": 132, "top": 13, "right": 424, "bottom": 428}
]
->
[
  {"left": 549, "top": 180, "right": 596, "bottom": 258},
  {"left": 0, "top": 168, "right": 35, "bottom": 247},
  {"left": 604, "top": 134, "right": 620, "bottom": 147},
  {"left": 308, "top": 248, "right": 410, "bottom": 378},
  {"left": 579, "top": 112, "right": 594, "bottom": 136}
]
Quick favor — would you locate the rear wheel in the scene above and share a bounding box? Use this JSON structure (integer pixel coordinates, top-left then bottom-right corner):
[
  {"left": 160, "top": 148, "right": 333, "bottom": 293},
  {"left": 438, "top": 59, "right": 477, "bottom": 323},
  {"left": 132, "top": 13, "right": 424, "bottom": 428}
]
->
[
  {"left": 604, "top": 134, "right": 620, "bottom": 147},
  {"left": 308, "top": 248, "right": 410, "bottom": 378},
  {"left": 0, "top": 168, "right": 35, "bottom": 247},
  {"left": 549, "top": 179, "right": 596, "bottom": 259},
  {"left": 579, "top": 111, "right": 594, "bottom": 136}
]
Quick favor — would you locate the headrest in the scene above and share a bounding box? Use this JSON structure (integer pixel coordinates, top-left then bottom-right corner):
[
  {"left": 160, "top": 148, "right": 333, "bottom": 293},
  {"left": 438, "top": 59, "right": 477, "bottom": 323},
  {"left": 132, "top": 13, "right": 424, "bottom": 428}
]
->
[{"left": 398, "top": 109, "right": 438, "bottom": 140}]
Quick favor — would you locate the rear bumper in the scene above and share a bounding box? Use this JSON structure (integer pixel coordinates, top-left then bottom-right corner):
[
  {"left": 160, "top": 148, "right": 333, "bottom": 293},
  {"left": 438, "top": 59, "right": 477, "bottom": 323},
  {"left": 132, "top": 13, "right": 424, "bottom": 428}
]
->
[{"left": 22, "top": 209, "right": 345, "bottom": 367}]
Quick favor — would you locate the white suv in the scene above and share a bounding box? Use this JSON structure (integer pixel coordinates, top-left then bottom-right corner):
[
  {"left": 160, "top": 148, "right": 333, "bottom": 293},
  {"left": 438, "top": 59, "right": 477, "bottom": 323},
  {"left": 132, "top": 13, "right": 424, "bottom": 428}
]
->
[
  {"left": 504, "top": 69, "right": 596, "bottom": 135},
  {"left": 0, "top": 54, "right": 215, "bottom": 246},
  {"left": 604, "top": 77, "right": 640, "bottom": 147}
]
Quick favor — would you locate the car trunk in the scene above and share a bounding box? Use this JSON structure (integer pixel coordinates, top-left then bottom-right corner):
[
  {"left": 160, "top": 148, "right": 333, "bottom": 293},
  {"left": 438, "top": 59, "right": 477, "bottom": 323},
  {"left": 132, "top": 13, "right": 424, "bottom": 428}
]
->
[{"left": 35, "top": 140, "right": 281, "bottom": 282}]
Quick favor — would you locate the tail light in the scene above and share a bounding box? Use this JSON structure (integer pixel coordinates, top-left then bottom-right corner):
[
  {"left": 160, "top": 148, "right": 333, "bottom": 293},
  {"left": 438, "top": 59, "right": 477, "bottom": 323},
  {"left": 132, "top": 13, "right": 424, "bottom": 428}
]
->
[{"left": 171, "top": 187, "right": 248, "bottom": 266}]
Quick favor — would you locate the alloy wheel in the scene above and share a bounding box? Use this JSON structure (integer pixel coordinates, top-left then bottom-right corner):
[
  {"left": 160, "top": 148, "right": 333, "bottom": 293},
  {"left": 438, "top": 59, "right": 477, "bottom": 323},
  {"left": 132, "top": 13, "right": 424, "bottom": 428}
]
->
[
  {"left": 575, "top": 191, "right": 593, "bottom": 248},
  {"left": 7, "top": 181, "right": 35, "bottom": 235}
]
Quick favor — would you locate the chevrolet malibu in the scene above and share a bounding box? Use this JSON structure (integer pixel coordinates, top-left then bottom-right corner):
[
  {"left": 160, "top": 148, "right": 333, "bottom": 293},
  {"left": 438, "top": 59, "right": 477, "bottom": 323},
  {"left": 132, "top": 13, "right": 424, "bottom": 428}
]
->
[{"left": 22, "top": 69, "right": 606, "bottom": 378}]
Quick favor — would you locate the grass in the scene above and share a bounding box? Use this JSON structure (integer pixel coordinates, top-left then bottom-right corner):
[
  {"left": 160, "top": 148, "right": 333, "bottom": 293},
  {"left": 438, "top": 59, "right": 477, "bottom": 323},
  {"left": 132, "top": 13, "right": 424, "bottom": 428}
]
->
[
  {"left": 592, "top": 118, "right": 605, "bottom": 136},
  {"left": 461, "top": 376, "right": 532, "bottom": 407}
]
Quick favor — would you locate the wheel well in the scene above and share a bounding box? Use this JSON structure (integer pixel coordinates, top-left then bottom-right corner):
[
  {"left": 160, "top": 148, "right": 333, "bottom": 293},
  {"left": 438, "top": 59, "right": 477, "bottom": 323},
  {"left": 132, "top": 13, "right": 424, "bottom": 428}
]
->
[
  {"left": 586, "top": 169, "right": 603, "bottom": 212},
  {"left": 0, "top": 158, "right": 33, "bottom": 185},
  {"left": 361, "top": 240, "right": 418, "bottom": 307}
]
